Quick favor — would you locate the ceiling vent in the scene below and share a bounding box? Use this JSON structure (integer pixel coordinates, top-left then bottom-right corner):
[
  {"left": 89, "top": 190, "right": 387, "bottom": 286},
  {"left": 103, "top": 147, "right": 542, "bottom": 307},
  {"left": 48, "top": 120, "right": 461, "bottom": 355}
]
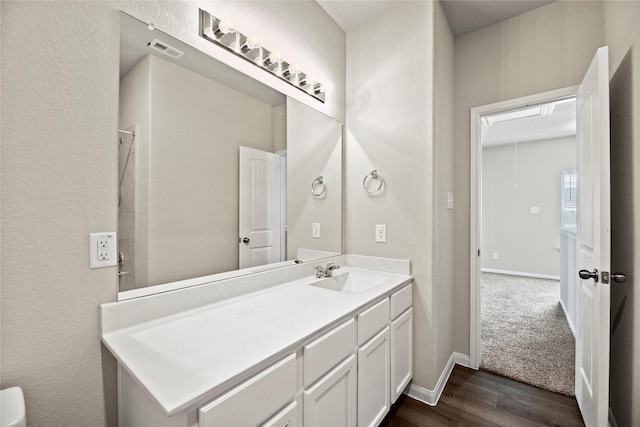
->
[{"left": 147, "top": 39, "right": 184, "bottom": 59}]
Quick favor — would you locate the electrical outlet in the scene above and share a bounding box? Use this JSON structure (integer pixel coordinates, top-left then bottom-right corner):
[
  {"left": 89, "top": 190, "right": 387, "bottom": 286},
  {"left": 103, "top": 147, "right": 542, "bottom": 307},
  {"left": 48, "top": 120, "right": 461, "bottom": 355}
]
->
[
  {"left": 312, "top": 223, "right": 321, "bottom": 239},
  {"left": 492, "top": 252, "right": 499, "bottom": 260},
  {"left": 90, "top": 232, "right": 117, "bottom": 269},
  {"left": 447, "top": 192, "right": 454, "bottom": 210},
  {"left": 375, "top": 224, "right": 387, "bottom": 243}
]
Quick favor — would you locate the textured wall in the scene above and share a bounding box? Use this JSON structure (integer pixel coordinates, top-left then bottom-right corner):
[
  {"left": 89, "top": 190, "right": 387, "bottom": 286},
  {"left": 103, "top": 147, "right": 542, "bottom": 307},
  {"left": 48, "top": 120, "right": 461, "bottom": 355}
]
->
[
  {"left": 604, "top": 2, "right": 640, "bottom": 426},
  {"left": 1, "top": 2, "right": 120, "bottom": 426},
  {"left": 345, "top": 1, "right": 437, "bottom": 388},
  {"left": 432, "top": 0, "right": 456, "bottom": 388},
  {"left": 1, "top": 1, "right": 345, "bottom": 425},
  {"left": 482, "top": 137, "right": 576, "bottom": 276},
  {"left": 453, "top": 0, "right": 604, "bottom": 354}
]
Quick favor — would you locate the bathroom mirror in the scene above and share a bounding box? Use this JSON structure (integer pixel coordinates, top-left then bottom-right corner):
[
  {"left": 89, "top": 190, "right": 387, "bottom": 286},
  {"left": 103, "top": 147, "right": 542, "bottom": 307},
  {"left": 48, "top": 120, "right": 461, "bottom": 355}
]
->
[{"left": 118, "top": 12, "right": 342, "bottom": 294}]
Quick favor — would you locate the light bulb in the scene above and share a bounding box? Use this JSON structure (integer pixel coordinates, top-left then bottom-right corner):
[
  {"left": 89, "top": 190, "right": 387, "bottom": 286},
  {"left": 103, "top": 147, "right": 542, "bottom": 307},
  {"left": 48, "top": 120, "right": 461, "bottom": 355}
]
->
[
  {"left": 241, "top": 36, "right": 260, "bottom": 53},
  {"left": 211, "top": 19, "right": 235, "bottom": 39},
  {"left": 263, "top": 51, "right": 282, "bottom": 67}
]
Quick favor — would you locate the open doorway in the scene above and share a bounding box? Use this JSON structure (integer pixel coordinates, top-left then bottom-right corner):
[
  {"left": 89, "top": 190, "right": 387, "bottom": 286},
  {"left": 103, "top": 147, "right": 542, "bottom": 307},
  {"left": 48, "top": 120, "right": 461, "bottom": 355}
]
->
[{"left": 469, "top": 86, "right": 579, "bottom": 395}]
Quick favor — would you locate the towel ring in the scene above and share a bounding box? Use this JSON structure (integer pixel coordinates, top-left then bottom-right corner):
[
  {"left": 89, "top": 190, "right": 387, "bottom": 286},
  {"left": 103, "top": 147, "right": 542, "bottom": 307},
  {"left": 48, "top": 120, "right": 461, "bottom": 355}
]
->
[
  {"left": 363, "top": 170, "right": 384, "bottom": 195},
  {"left": 311, "top": 176, "right": 327, "bottom": 197}
]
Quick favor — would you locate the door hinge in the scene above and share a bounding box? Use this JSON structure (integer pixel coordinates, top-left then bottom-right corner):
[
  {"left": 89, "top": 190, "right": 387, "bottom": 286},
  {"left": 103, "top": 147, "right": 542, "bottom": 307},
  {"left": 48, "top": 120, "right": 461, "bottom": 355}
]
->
[{"left": 478, "top": 249, "right": 481, "bottom": 257}]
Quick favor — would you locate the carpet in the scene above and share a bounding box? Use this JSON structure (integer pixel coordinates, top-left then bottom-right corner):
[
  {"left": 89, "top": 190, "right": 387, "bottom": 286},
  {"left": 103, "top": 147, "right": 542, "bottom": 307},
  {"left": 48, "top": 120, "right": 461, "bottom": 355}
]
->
[{"left": 480, "top": 272, "right": 575, "bottom": 396}]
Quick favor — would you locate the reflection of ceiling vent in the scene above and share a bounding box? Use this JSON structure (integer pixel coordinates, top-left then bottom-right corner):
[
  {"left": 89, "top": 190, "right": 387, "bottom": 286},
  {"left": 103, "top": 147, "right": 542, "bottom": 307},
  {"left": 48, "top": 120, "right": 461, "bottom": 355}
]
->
[{"left": 147, "top": 39, "right": 184, "bottom": 59}]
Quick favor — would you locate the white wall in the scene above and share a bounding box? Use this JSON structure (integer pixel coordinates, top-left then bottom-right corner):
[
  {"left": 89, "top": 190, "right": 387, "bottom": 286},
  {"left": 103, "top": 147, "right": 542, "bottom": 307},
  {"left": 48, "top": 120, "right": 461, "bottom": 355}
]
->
[
  {"left": 0, "top": 2, "right": 345, "bottom": 425},
  {"left": 604, "top": 2, "right": 640, "bottom": 426},
  {"left": 453, "top": 0, "right": 604, "bottom": 354},
  {"left": 432, "top": 0, "right": 457, "bottom": 392},
  {"left": 287, "top": 98, "right": 342, "bottom": 259},
  {"left": 346, "top": 0, "right": 442, "bottom": 390},
  {"left": 482, "top": 136, "right": 576, "bottom": 276}
]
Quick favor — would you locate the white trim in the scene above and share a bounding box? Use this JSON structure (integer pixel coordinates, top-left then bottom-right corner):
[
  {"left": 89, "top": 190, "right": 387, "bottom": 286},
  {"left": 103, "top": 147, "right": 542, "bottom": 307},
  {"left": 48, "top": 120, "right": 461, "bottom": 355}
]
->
[
  {"left": 559, "top": 298, "right": 577, "bottom": 338},
  {"left": 608, "top": 407, "right": 618, "bottom": 427},
  {"left": 405, "top": 352, "right": 471, "bottom": 406},
  {"left": 481, "top": 268, "right": 560, "bottom": 281},
  {"left": 469, "top": 85, "right": 579, "bottom": 369}
]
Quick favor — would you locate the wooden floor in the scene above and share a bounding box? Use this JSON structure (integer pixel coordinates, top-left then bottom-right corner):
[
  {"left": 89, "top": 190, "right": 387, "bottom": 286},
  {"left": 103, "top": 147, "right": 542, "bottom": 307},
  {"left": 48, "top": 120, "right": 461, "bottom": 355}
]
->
[{"left": 382, "top": 366, "right": 585, "bottom": 427}]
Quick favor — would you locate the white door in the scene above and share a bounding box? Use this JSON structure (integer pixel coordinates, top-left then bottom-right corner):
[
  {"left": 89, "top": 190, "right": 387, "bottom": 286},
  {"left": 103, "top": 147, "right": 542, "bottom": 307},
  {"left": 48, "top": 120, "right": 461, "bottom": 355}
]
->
[
  {"left": 239, "top": 146, "right": 282, "bottom": 269},
  {"left": 575, "top": 46, "right": 611, "bottom": 427}
]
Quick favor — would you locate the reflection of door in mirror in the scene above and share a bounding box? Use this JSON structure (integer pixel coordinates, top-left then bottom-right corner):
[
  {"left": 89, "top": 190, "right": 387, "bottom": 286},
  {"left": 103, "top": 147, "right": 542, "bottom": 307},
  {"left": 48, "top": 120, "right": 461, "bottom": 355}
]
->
[{"left": 239, "top": 147, "right": 282, "bottom": 268}]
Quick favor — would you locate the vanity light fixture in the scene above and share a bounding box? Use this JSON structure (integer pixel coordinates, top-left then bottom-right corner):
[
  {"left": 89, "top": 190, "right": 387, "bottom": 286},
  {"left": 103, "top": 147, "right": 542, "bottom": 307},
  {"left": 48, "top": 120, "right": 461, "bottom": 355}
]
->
[{"left": 199, "top": 9, "right": 326, "bottom": 103}]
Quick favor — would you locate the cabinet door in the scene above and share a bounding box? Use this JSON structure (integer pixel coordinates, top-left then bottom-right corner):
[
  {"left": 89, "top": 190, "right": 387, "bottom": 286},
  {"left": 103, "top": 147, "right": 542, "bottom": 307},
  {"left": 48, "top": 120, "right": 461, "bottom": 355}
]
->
[
  {"left": 262, "top": 401, "right": 297, "bottom": 427},
  {"left": 391, "top": 308, "right": 413, "bottom": 403},
  {"left": 303, "top": 354, "right": 357, "bottom": 427},
  {"left": 357, "top": 327, "right": 390, "bottom": 427}
]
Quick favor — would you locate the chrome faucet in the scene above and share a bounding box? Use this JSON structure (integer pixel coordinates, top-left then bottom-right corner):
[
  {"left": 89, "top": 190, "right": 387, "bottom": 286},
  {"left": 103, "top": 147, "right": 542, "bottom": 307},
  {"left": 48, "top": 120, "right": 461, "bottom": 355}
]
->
[{"left": 315, "top": 263, "right": 340, "bottom": 278}]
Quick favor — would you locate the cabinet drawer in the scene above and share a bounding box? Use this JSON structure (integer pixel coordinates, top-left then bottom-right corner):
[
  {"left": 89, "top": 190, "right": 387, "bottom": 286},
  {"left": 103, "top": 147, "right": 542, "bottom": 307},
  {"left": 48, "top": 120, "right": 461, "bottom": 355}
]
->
[
  {"left": 390, "top": 284, "right": 412, "bottom": 320},
  {"left": 199, "top": 354, "right": 296, "bottom": 427},
  {"left": 262, "top": 401, "right": 297, "bottom": 427},
  {"left": 358, "top": 299, "right": 390, "bottom": 346},
  {"left": 304, "top": 319, "right": 356, "bottom": 387}
]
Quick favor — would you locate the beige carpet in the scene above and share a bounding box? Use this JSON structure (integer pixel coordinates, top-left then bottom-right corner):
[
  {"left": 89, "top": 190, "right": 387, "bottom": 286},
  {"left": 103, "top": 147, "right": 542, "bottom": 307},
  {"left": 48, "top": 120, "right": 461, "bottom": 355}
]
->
[{"left": 480, "top": 272, "right": 575, "bottom": 396}]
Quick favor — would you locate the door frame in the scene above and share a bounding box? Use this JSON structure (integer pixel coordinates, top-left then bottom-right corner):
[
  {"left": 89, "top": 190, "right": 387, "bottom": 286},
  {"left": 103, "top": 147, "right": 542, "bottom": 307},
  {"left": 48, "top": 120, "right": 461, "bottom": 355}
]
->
[{"left": 469, "top": 85, "right": 579, "bottom": 369}]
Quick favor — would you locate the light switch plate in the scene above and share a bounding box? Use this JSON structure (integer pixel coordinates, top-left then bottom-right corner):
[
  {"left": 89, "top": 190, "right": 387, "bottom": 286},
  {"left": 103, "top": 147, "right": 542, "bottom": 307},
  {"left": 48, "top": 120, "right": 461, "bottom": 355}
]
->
[
  {"left": 447, "top": 192, "right": 454, "bottom": 210},
  {"left": 530, "top": 206, "right": 541, "bottom": 214},
  {"left": 90, "top": 232, "right": 117, "bottom": 269}
]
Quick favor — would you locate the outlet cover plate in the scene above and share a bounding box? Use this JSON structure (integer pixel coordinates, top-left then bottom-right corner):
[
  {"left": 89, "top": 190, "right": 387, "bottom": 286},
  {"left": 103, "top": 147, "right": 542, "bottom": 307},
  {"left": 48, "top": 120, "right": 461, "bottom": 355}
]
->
[{"left": 90, "top": 232, "right": 117, "bottom": 269}]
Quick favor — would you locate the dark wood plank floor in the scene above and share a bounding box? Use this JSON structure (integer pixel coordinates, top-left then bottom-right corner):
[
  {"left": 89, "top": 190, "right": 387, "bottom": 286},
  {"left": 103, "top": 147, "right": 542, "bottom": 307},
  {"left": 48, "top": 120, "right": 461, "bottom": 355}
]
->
[{"left": 382, "top": 366, "right": 585, "bottom": 427}]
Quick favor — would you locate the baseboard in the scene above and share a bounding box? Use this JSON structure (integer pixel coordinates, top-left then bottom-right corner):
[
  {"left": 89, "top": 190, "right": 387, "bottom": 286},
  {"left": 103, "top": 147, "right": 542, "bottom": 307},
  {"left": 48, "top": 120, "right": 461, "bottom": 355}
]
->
[
  {"left": 406, "top": 352, "right": 470, "bottom": 406},
  {"left": 559, "top": 298, "right": 576, "bottom": 338},
  {"left": 481, "top": 268, "right": 560, "bottom": 281},
  {"left": 609, "top": 407, "right": 618, "bottom": 427}
]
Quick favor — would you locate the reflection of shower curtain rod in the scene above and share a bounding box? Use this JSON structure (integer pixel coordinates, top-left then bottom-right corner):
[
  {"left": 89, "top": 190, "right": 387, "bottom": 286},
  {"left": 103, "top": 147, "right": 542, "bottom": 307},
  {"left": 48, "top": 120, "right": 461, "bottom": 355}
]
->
[{"left": 117, "top": 129, "right": 136, "bottom": 135}]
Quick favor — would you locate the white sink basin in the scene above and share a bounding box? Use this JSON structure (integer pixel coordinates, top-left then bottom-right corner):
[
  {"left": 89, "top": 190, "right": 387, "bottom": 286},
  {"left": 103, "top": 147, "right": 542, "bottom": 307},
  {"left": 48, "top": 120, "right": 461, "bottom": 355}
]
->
[{"left": 310, "top": 268, "right": 390, "bottom": 293}]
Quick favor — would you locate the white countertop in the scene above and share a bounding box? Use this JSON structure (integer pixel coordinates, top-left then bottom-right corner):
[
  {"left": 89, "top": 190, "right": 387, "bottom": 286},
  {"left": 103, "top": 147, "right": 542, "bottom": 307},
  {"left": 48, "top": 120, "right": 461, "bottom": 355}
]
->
[{"left": 101, "top": 255, "right": 412, "bottom": 416}]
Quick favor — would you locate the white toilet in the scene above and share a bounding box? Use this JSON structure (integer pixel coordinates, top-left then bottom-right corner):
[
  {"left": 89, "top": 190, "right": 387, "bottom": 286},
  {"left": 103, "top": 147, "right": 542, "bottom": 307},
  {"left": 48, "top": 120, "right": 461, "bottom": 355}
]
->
[{"left": 0, "top": 387, "right": 27, "bottom": 427}]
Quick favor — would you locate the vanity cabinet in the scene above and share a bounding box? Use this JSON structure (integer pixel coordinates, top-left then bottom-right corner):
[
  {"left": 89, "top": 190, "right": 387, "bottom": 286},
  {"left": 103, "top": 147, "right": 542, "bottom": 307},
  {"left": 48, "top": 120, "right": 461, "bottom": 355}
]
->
[
  {"left": 357, "top": 298, "right": 391, "bottom": 427},
  {"left": 390, "top": 285, "right": 413, "bottom": 403},
  {"left": 303, "top": 319, "right": 357, "bottom": 426},
  {"left": 357, "top": 327, "right": 391, "bottom": 427},
  {"left": 106, "top": 260, "right": 414, "bottom": 427}
]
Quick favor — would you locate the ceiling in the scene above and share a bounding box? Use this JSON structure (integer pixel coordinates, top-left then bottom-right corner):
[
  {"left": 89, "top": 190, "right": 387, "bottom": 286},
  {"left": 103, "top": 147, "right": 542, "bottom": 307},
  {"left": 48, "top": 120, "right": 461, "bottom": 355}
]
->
[{"left": 317, "top": 0, "right": 555, "bottom": 37}]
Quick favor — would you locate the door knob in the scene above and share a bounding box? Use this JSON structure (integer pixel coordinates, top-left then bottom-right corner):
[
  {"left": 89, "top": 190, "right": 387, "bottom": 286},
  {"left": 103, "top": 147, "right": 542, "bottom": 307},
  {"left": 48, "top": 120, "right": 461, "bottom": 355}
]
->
[
  {"left": 579, "top": 269, "right": 599, "bottom": 282},
  {"left": 611, "top": 273, "right": 627, "bottom": 283},
  {"left": 242, "top": 237, "right": 250, "bottom": 244}
]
